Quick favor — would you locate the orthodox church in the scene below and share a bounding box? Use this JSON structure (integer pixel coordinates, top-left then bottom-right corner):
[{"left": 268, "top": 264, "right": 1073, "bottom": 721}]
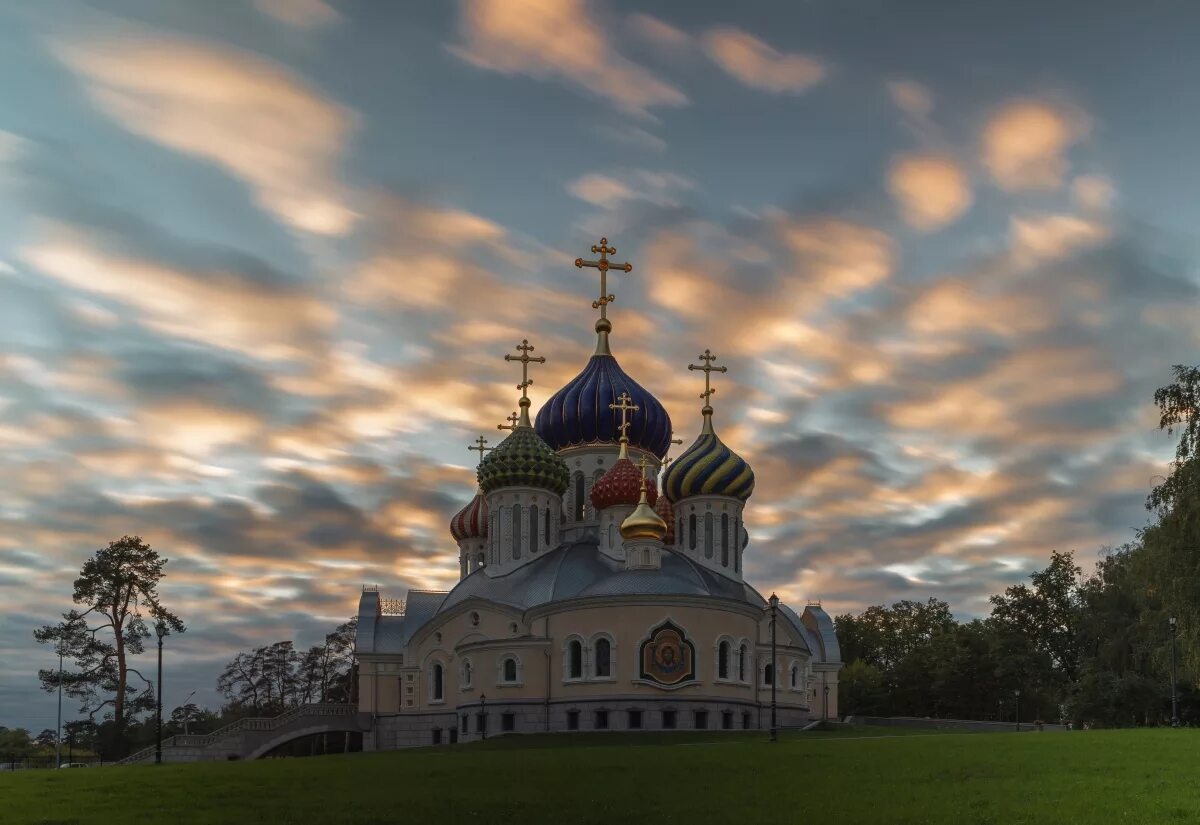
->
[{"left": 354, "top": 239, "right": 841, "bottom": 748}]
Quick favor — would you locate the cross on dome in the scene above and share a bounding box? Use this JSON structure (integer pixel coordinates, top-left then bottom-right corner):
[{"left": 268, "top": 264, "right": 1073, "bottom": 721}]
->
[
  {"left": 503, "top": 338, "right": 546, "bottom": 427},
  {"left": 609, "top": 391, "right": 640, "bottom": 456},
  {"left": 575, "top": 237, "right": 634, "bottom": 355},
  {"left": 688, "top": 348, "right": 728, "bottom": 418},
  {"left": 469, "top": 435, "right": 492, "bottom": 465},
  {"left": 497, "top": 411, "right": 520, "bottom": 432}
]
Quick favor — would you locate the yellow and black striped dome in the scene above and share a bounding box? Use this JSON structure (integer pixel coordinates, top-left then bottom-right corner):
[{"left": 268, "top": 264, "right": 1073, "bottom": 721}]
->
[{"left": 661, "top": 416, "right": 754, "bottom": 502}]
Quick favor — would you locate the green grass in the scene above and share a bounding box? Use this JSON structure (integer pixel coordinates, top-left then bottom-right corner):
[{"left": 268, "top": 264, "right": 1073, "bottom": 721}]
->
[{"left": 2, "top": 728, "right": 1197, "bottom": 825}]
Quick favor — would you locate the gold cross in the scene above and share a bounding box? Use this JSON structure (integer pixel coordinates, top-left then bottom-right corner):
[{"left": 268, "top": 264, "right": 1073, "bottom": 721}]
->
[
  {"left": 688, "top": 349, "right": 728, "bottom": 406},
  {"left": 505, "top": 339, "right": 546, "bottom": 402},
  {"left": 496, "top": 411, "right": 520, "bottom": 432},
  {"left": 609, "top": 391, "right": 640, "bottom": 442},
  {"left": 468, "top": 436, "right": 493, "bottom": 464},
  {"left": 662, "top": 436, "right": 684, "bottom": 469},
  {"left": 575, "top": 237, "right": 633, "bottom": 321}
]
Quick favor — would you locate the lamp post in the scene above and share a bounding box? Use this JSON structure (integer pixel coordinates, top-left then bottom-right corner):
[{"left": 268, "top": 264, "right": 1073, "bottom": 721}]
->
[
  {"left": 155, "top": 620, "right": 166, "bottom": 764},
  {"left": 1170, "top": 616, "right": 1179, "bottom": 727},
  {"left": 479, "top": 692, "right": 487, "bottom": 740},
  {"left": 823, "top": 684, "right": 829, "bottom": 722},
  {"left": 1014, "top": 689, "right": 1021, "bottom": 733},
  {"left": 768, "top": 593, "right": 779, "bottom": 742},
  {"left": 55, "top": 640, "right": 64, "bottom": 769}
]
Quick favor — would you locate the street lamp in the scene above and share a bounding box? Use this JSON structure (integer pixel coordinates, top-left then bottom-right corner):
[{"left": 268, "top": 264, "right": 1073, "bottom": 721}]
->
[
  {"left": 479, "top": 692, "right": 487, "bottom": 740},
  {"left": 1170, "top": 616, "right": 1179, "bottom": 728},
  {"left": 768, "top": 593, "right": 779, "bottom": 743},
  {"left": 55, "top": 639, "right": 64, "bottom": 769},
  {"left": 1014, "top": 689, "right": 1021, "bottom": 733},
  {"left": 155, "top": 620, "right": 166, "bottom": 764}
]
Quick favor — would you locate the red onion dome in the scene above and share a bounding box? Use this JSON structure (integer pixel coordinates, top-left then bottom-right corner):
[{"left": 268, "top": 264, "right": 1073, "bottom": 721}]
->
[
  {"left": 591, "top": 457, "right": 658, "bottom": 511},
  {"left": 450, "top": 492, "right": 488, "bottom": 541},
  {"left": 653, "top": 493, "right": 675, "bottom": 544}
]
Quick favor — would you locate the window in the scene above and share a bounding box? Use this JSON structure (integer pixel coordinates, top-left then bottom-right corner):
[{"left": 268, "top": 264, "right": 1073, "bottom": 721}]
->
[
  {"left": 574, "top": 472, "right": 585, "bottom": 520},
  {"left": 477, "top": 712, "right": 487, "bottom": 734},
  {"left": 567, "top": 710, "right": 580, "bottom": 730},
  {"left": 688, "top": 514, "right": 697, "bottom": 550},
  {"left": 595, "top": 710, "right": 609, "bottom": 730},
  {"left": 512, "top": 505, "right": 522, "bottom": 560},
  {"left": 431, "top": 663, "right": 444, "bottom": 701},
  {"left": 790, "top": 664, "right": 799, "bottom": 689},
  {"left": 738, "top": 644, "right": 748, "bottom": 682},
  {"left": 721, "top": 513, "right": 729, "bottom": 566},
  {"left": 594, "top": 637, "right": 611, "bottom": 678},
  {"left": 742, "top": 712, "right": 752, "bottom": 730},
  {"left": 662, "top": 710, "right": 677, "bottom": 729},
  {"left": 432, "top": 728, "right": 442, "bottom": 745},
  {"left": 502, "top": 713, "right": 515, "bottom": 732},
  {"left": 677, "top": 516, "right": 683, "bottom": 546},
  {"left": 530, "top": 505, "right": 539, "bottom": 554},
  {"left": 503, "top": 657, "right": 518, "bottom": 683},
  {"left": 694, "top": 710, "right": 708, "bottom": 730},
  {"left": 734, "top": 517, "right": 742, "bottom": 572},
  {"left": 764, "top": 663, "right": 774, "bottom": 686},
  {"left": 461, "top": 715, "right": 468, "bottom": 734},
  {"left": 628, "top": 710, "right": 642, "bottom": 730},
  {"left": 607, "top": 523, "right": 614, "bottom": 548},
  {"left": 449, "top": 728, "right": 458, "bottom": 745},
  {"left": 704, "top": 512, "right": 714, "bottom": 559},
  {"left": 461, "top": 658, "right": 473, "bottom": 688},
  {"left": 718, "top": 641, "right": 730, "bottom": 680},
  {"left": 568, "top": 640, "right": 583, "bottom": 679},
  {"left": 722, "top": 711, "right": 733, "bottom": 730},
  {"left": 543, "top": 507, "right": 550, "bottom": 545}
]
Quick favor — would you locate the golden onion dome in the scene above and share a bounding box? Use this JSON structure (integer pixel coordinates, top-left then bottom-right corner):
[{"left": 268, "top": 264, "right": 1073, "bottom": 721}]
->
[{"left": 620, "top": 477, "right": 668, "bottom": 542}]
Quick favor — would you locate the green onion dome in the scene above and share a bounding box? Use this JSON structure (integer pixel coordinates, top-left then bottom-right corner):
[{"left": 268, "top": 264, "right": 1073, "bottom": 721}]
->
[
  {"left": 478, "top": 422, "right": 570, "bottom": 496},
  {"left": 662, "top": 412, "right": 754, "bottom": 502}
]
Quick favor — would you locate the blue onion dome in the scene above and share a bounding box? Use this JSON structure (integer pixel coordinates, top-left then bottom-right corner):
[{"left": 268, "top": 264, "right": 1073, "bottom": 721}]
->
[
  {"left": 478, "top": 405, "right": 570, "bottom": 496},
  {"left": 662, "top": 411, "right": 755, "bottom": 502},
  {"left": 535, "top": 350, "right": 673, "bottom": 457}
]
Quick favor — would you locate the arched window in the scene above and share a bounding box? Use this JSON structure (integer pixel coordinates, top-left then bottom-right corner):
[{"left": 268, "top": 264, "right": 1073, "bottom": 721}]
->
[
  {"left": 568, "top": 640, "right": 583, "bottom": 679},
  {"left": 594, "top": 638, "right": 611, "bottom": 678},
  {"left": 544, "top": 507, "right": 550, "bottom": 544},
  {"left": 704, "top": 512, "right": 714, "bottom": 559},
  {"left": 721, "top": 513, "right": 729, "bottom": 566},
  {"left": 432, "top": 663, "right": 444, "bottom": 701},
  {"left": 607, "top": 523, "right": 614, "bottom": 548},
  {"left": 503, "top": 657, "right": 518, "bottom": 683},
  {"left": 530, "top": 505, "right": 539, "bottom": 554},
  {"left": 738, "top": 644, "right": 748, "bottom": 682},
  {"left": 512, "top": 506, "right": 522, "bottom": 559},
  {"left": 688, "top": 514, "right": 697, "bottom": 551},
  {"left": 677, "top": 516, "right": 683, "bottom": 546},
  {"left": 574, "top": 472, "right": 586, "bottom": 520},
  {"left": 790, "top": 664, "right": 799, "bottom": 689},
  {"left": 718, "top": 641, "right": 730, "bottom": 680},
  {"left": 642, "top": 548, "right": 650, "bottom": 565},
  {"left": 764, "top": 663, "right": 774, "bottom": 686}
]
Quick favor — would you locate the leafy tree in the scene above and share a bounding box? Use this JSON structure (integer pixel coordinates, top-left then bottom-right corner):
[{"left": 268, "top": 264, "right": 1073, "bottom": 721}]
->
[
  {"left": 33, "top": 535, "right": 185, "bottom": 755},
  {"left": 1148, "top": 364, "right": 1200, "bottom": 513},
  {"left": 33, "top": 729, "right": 57, "bottom": 749}
]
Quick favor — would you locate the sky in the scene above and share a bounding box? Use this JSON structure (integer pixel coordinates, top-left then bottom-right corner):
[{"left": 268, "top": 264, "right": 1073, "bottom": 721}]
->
[{"left": 1, "top": 0, "right": 1198, "bottom": 731}]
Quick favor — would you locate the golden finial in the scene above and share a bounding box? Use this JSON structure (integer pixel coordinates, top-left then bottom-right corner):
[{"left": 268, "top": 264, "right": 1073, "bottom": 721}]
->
[
  {"left": 688, "top": 349, "right": 728, "bottom": 434},
  {"left": 504, "top": 338, "right": 546, "bottom": 427},
  {"left": 575, "top": 237, "right": 633, "bottom": 355},
  {"left": 497, "top": 411, "right": 520, "bottom": 432},
  {"left": 621, "top": 453, "right": 667, "bottom": 541},
  {"left": 608, "top": 391, "right": 640, "bottom": 458}
]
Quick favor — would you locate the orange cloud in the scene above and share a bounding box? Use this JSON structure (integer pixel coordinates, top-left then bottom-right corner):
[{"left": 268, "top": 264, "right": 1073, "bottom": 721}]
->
[
  {"left": 982, "top": 100, "right": 1088, "bottom": 191},
  {"left": 702, "top": 27, "right": 825, "bottom": 94},
  {"left": 52, "top": 33, "right": 357, "bottom": 235},
  {"left": 886, "top": 79, "right": 933, "bottom": 117},
  {"left": 254, "top": 0, "right": 340, "bottom": 28},
  {"left": 887, "top": 153, "right": 972, "bottom": 231},
  {"left": 452, "top": 0, "right": 687, "bottom": 115}
]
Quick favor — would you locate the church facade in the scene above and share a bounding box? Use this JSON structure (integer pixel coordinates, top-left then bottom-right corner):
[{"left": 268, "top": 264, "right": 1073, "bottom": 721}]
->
[{"left": 354, "top": 239, "right": 841, "bottom": 749}]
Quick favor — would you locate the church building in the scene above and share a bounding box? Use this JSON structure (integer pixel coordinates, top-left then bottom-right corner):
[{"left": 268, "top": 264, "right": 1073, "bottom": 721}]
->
[{"left": 354, "top": 238, "right": 841, "bottom": 748}]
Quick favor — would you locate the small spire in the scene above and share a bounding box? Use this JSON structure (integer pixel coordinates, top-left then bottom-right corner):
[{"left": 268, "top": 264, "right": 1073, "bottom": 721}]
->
[
  {"left": 688, "top": 349, "right": 728, "bottom": 434},
  {"left": 575, "top": 237, "right": 633, "bottom": 356},
  {"left": 504, "top": 338, "right": 546, "bottom": 428},
  {"left": 609, "top": 391, "right": 640, "bottom": 460}
]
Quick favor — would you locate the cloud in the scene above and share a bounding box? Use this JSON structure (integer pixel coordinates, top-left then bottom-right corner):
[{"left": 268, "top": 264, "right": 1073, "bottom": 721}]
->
[
  {"left": 887, "top": 154, "right": 973, "bottom": 231},
  {"left": 1071, "top": 174, "right": 1116, "bottom": 212},
  {"left": 568, "top": 174, "right": 634, "bottom": 207},
  {"left": 21, "top": 224, "right": 334, "bottom": 361},
  {"left": 451, "top": 0, "right": 687, "bottom": 115},
  {"left": 702, "top": 27, "right": 825, "bottom": 95},
  {"left": 254, "top": 0, "right": 340, "bottom": 28},
  {"left": 628, "top": 13, "right": 691, "bottom": 53},
  {"left": 887, "top": 80, "right": 933, "bottom": 117},
  {"left": 982, "top": 100, "right": 1088, "bottom": 191},
  {"left": 567, "top": 169, "right": 697, "bottom": 208},
  {"left": 51, "top": 33, "right": 357, "bottom": 235}
]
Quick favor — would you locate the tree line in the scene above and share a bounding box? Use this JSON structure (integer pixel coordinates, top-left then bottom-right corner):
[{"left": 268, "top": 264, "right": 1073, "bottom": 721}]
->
[{"left": 836, "top": 365, "right": 1200, "bottom": 727}]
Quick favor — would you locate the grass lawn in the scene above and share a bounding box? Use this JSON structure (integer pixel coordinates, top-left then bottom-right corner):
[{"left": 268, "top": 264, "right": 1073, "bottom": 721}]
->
[{"left": 2, "top": 727, "right": 1197, "bottom": 825}]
